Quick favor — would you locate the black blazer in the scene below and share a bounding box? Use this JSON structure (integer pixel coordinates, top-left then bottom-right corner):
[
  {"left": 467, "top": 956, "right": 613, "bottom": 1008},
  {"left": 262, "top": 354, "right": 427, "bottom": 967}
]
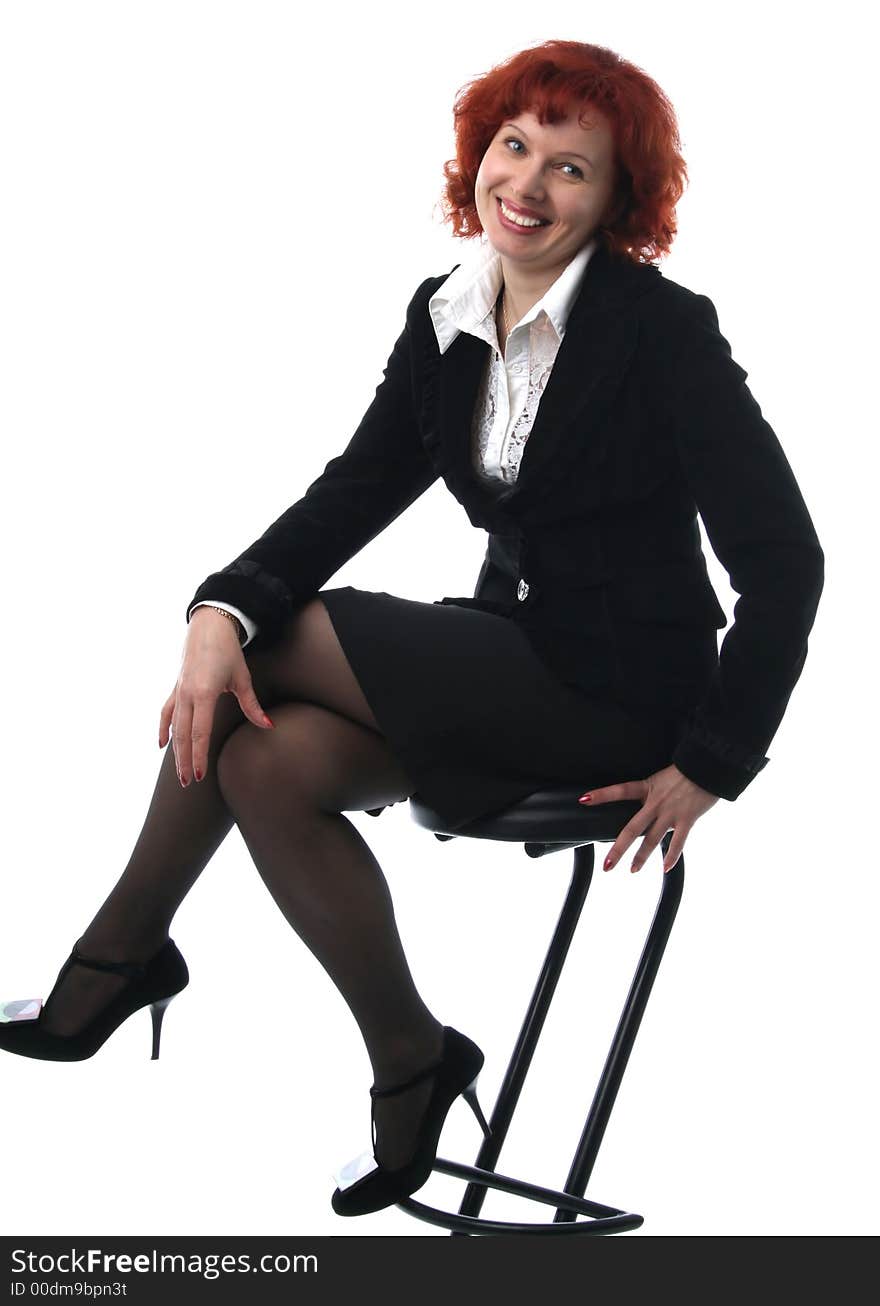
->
[{"left": 186, "top": 240, "right": 825, "bottom": 802}]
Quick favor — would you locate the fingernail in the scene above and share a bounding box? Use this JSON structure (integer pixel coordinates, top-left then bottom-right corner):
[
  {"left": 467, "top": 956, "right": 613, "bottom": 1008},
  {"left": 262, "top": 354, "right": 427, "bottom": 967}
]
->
[
  {"left": 264, "top": 715, "right": 274, "bottom": 727},
  {"left": 603, "top": 854, "right": 613, "bottom": 870},
  {"left": 579, "top": 793, "right": 592, "bottom": 803},
  {"left": 194, "top": 768, "right": 202, "bottom": 782}
]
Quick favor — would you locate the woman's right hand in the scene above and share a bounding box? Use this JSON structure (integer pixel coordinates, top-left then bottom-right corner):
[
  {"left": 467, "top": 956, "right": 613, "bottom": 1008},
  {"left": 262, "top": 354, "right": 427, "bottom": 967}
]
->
[{"left": 159, "top": 609, "right": 274, "bottom": 787}]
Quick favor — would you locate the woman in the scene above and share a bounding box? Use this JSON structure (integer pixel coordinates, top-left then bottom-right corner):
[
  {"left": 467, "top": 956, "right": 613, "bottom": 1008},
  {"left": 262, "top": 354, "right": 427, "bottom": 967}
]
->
[{"left": 0, "top": 40, "right": 824, "bottom": 1218}]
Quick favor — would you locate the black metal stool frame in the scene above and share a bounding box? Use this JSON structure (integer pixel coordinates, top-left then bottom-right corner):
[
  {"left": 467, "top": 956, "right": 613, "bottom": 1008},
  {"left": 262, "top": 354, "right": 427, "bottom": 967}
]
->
[{"left": 398, "top": 788, "right": 683, "bottom": 1236}]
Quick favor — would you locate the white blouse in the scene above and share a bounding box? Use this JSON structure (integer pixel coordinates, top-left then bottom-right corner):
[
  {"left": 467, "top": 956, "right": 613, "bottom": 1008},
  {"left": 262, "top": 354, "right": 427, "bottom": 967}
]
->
[
  {"left": 428, "top": 235, "right": 596, "bottom": 496},
  {"left": 190, "top": 236, "right": 597, "bottom": 646}
]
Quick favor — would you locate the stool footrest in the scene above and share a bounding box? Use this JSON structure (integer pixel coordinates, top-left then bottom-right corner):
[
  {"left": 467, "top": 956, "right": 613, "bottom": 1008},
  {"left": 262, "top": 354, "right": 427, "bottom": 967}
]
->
[{"left": 397, "top": 1157, "right": 642, "bottom": 1235}]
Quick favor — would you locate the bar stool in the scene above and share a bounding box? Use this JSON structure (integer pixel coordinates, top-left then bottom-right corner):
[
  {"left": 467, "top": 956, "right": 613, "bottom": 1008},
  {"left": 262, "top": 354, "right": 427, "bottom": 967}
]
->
[{"left": 397, "top": 785, "right": 683, "bottom": 1236}]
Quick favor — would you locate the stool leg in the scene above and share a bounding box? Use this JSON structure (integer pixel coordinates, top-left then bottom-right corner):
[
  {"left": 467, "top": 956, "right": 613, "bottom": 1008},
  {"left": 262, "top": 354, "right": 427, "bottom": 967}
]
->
[
  {"left": 452, "top": 842, "right": 595, "bottom": 1232},
  {"left": 553, "top": 832, "right": 684, "bottom": 1222}
]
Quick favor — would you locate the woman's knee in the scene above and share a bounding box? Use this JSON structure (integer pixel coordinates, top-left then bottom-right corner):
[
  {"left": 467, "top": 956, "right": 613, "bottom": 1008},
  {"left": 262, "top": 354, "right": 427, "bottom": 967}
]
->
[
  {"left": 214, "top": 714, "right": 286, "bottom": 807},
  {"left": 215, "top": 701, "right": 415, "bottom": 815}
]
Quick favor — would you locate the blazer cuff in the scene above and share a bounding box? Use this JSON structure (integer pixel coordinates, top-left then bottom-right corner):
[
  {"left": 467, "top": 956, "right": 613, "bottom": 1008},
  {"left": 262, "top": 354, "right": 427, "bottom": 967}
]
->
[
  {"left": 671, "top": 722, "right": 770, "bottom": 801},
  {"left": 186, "top": 559, "right": 299, "bottom": 648}
]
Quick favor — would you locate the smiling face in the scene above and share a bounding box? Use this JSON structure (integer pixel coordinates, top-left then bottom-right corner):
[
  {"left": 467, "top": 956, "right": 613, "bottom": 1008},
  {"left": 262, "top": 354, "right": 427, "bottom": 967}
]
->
[{"left": 474, "top": 107, "right": 620, "bottom": 273}]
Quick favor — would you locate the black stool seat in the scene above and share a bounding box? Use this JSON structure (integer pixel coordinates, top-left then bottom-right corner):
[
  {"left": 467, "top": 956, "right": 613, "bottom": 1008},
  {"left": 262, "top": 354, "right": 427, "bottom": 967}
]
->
[
  {"left": 410, "top": 786, "right": 645, "bottom": 851},
  {"left": 394, "top": 784, "right": 684, "bottom": 1236}
]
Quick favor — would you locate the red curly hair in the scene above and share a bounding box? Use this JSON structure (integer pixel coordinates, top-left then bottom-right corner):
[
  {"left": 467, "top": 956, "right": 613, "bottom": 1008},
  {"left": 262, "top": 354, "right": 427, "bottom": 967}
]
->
[{"left": 438, "top": 39, "right": 688, "bottom": 265}]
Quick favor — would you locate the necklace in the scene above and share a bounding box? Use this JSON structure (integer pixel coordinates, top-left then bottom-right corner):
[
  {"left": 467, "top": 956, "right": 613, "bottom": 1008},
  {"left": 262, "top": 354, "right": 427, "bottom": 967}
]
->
[{"left": 498, "top": 287, "right": 513, "bottom": 352}]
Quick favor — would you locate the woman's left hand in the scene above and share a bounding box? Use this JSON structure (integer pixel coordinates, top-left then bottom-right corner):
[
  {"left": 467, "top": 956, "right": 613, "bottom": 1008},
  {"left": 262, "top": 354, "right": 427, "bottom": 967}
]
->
[{"left": 578, "top": 764, "right": 719, "bottom": 874}]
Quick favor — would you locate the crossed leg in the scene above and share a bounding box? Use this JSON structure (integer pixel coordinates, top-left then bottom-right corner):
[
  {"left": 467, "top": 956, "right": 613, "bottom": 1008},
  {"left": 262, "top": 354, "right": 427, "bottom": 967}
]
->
[
  {"left": 38, "top": 596, "right": 445, "bottom": 1167},
  {"left": 40, "top": 605, "right": 423, "bottom": 1016}
]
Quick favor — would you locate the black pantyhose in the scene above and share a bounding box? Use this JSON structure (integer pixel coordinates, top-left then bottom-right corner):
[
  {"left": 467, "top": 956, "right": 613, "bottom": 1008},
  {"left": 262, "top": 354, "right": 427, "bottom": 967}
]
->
[{"left": 32, "top": 600, "right": 446, "bottom": 1173}]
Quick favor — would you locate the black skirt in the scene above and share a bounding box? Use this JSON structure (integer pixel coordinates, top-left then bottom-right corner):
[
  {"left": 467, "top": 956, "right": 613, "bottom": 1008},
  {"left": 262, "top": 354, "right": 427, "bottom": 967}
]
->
[
  {"left": 317, "top": 585, "right": 681, "bottom": 832},
  {"left": 315, "top": 587, "right": 678, "bottom": 830}
]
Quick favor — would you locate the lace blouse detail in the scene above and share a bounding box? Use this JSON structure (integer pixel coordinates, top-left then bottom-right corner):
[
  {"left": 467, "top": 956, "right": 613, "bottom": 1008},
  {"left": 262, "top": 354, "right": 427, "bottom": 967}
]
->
[{"left": 470, "top": 312, "right": 559, "bottom": 495}]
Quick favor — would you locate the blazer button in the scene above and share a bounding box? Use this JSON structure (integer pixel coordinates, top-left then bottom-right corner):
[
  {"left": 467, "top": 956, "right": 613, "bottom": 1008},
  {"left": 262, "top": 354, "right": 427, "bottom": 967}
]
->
[{"left": 517, "top": 578, "right": 530, "bottom": 601}]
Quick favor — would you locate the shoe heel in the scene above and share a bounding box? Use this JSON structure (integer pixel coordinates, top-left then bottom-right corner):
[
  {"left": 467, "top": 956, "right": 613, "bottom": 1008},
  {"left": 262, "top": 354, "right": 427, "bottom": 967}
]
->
[
  {"left": 462, "top": 1075, "right": 492, "bottom": 1138},
  {"left": 149, "top": 995, "right": 175, "bottom": 1060}
]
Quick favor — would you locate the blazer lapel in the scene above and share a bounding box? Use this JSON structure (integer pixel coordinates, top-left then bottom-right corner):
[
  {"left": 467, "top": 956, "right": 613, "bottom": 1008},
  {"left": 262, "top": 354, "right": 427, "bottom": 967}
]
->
[{"left": 423, "top": 240, "right": 661, "bottom": 523}]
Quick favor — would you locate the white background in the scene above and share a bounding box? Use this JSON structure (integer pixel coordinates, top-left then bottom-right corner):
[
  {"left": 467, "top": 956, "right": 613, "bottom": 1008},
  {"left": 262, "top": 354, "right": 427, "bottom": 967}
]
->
[{"left": 0, "top": 0, "right": 874, "bottom": 1238}]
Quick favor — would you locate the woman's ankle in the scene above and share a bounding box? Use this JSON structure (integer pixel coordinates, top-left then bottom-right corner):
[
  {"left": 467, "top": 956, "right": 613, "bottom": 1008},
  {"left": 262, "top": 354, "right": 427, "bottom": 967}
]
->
[
  {"left": 369, "top": 1015, "right": 446, "bottom": 1086},
  {"left": 76, "top": 924, "right": 170, "bottom": 962}
]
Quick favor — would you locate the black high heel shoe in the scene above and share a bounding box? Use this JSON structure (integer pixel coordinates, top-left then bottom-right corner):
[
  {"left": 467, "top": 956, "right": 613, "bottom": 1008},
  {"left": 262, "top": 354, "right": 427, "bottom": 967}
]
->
[
  {"left": 330, "top": 1025, "right": 492, "bottom": 1217},
  {"left": 0, "top": 936, "right": 189, "bottom": 1062}
]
